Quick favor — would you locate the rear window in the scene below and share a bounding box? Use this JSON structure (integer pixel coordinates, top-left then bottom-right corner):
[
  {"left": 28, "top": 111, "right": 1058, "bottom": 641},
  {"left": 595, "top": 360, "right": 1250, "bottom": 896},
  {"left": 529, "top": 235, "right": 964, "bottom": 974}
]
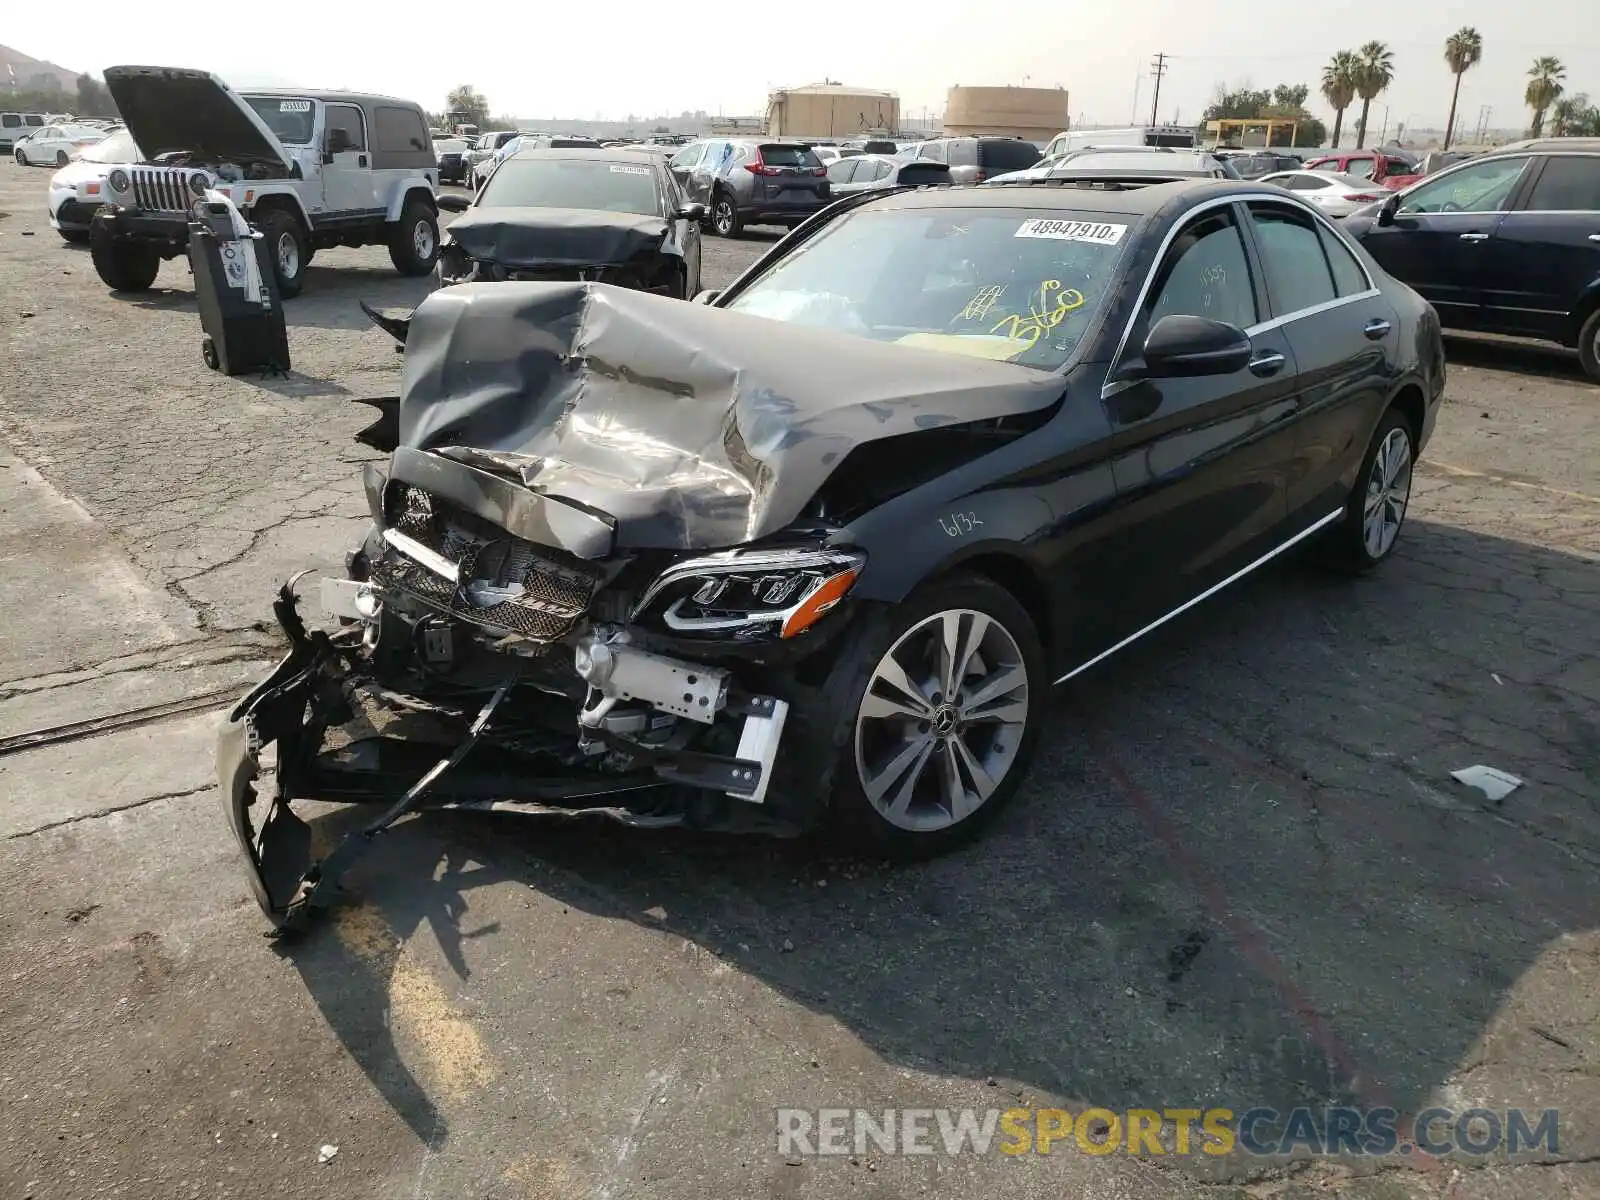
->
[
  {"left": 1057, "top": 150, "right": 1187, "bottom": 173},
  {"left": 896, "top": 163, "right": 951, "bottom": 186},
  {"left": 80, "top": 129, "right": 140, "bottom": 162},
  {"left": 759, "top": 143, "right": 821, "bottom": 169},
  {"left": 978, "top": 140, "right": 1042, "bottom": 170}
]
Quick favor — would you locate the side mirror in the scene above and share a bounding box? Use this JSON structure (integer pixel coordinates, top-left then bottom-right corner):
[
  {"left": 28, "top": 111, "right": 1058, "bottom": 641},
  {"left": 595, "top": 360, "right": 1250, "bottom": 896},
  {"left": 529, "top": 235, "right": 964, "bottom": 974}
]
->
[
  {"left": 693, "top": 289, "right": 720, "bottom": 305},
  {"left": 1376, "top": 192, "right": 1400, "bottom": 226},
  {"left": 436, "top": 193, "right": 471, "bottom": 213},
  {"left": 1141, "top": 315, "right": 1253, "bottom": 378},
  {"left": 676, "top": 202, "right": 706, "bottom": 222}
]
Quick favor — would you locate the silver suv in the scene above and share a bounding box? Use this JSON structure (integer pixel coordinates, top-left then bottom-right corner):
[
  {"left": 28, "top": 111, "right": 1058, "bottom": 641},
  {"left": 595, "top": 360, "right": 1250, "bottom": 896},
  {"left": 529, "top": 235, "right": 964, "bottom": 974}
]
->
[{"left": 86, "top": 66, "right": 441, "bottom": 298}]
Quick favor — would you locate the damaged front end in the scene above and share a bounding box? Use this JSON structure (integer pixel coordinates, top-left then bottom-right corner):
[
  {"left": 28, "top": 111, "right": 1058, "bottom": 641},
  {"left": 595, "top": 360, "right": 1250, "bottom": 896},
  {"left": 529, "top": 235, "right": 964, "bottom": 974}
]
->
[{"left": 220, "top": 279, "right": 1064, "bottom": 932}]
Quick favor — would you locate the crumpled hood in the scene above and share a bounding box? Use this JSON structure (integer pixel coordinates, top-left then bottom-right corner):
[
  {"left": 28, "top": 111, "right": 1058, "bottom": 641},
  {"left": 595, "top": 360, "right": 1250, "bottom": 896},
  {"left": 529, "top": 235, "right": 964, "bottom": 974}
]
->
[
  {"left": 396, "top": 282, "right": 1066, "bottom": 550},
  {"left": 446, "top": 207, "right": 670, "bottom": 268},
  {"left": 104, "top": 65, "right": 293, "bottom": 171}
]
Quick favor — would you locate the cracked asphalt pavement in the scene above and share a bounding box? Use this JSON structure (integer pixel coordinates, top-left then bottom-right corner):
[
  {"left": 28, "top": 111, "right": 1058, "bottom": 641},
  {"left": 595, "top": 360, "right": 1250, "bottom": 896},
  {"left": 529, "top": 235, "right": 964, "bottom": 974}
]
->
[{"left": 1, "top": 160, "right": 1597, "bottom": 1200}]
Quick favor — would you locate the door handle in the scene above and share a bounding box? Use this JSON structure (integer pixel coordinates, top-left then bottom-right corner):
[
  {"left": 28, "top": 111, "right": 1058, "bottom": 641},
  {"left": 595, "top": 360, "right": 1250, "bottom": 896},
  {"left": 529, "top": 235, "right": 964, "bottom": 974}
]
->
[
  {"left": 1459, "top": 232, "right": 1489, "bottom": 242},
  {"left": 358, "top": 154, "right": 367, "bottom": 168},
  {"left": 1363, "top": 318, "right": 1392, "bottom": 340},
  {"left": 1248, "top": 351, "right": 1286, "bottom": 377}
]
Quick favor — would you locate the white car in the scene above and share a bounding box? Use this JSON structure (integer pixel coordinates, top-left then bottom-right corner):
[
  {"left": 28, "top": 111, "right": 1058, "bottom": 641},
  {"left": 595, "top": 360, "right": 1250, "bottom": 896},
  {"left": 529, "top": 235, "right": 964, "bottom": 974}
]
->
[
  {"left": 1259, "top": 169, "right": 1394, "bottom": 218},
  {"left": 49, "top": 128, "right": 141, "bottom": 243},
  {"left": 15, "top": 123, "right": 106, "bottom": 167}
]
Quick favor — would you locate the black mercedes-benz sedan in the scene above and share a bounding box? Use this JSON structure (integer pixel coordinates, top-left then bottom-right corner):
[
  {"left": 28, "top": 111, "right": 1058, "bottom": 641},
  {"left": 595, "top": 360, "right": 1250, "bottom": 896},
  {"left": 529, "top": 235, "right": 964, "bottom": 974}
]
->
[
  {"left": 434, "top": 146, "right": 704, "bottom": 297},
  {"left": 220, "top": 177, "right": 1445, "bottom": 932}
]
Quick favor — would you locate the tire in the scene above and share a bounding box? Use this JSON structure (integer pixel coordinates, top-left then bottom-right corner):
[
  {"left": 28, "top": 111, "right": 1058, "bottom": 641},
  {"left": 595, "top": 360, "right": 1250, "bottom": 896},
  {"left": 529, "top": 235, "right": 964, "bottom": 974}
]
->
[
  {"left": 89, "top": 223, "right": 160, "bottom": 292},
  {"left": 202, "top": 336, "right": 219, "bottom": 371},
  {"left": 59, "top": 228, "right": 89, "bottom": 244},
  {"left": 388, "top": 199, "right": 440, "bottom": 277},
  {"left": 1324, "top": 406, "right": 1416, "bottom": 571},
  {"left": 710, "top": 191, "right": 743, "bottom": 238},
  {"left": 786, "top": 573, "right": 1046, "bottom": 858},
  {"left": 1579, "top": 307, "right": 1600, "bottom": 382},
  {"left": 254, "top": 208, "right": 307, "bottom": 298},
  {"left": 13, "top": 149, "right": 24, "bottom": 165},
  {"left": 56, "top": 150, "right": 69, "bottom": 167}
]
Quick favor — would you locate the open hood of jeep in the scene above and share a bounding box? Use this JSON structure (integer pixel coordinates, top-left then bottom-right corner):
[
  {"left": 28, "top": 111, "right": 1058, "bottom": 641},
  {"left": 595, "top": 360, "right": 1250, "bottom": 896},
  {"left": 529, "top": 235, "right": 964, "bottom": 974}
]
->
[
  {"left": 104, "top": 65, "right": 293, "bottom": 171},
  {"left": 396, "top": 282, "right": 1067, "bottom": 551},
  {"left": 447, "top": 208, "right": 670, "bottom": 269}
]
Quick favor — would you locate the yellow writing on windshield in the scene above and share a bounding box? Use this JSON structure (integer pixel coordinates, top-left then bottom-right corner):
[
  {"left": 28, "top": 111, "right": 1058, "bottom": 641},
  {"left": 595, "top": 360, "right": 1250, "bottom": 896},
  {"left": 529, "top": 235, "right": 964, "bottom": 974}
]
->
[
  {"left": 956, "top": 285, "right": 1007, "bottom": 322},
  {"left": 990, "top": 280, "right": 1086, "bottom": 349}
]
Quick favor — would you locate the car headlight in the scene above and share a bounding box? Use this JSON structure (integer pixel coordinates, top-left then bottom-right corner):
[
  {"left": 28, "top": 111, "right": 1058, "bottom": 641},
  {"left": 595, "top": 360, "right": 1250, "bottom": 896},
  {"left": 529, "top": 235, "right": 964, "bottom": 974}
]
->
[
  {"left": 632, "top": 547, "right": 865, "bottom": 639},
  {"left": 188, "top": 170, "right": 209, "bottom": 196},
  {"left": 107, "top": 169, "right": 128, "bottom": 192},
  {"left": 436, "top": 242, "right": 477, "bottom": 283}
]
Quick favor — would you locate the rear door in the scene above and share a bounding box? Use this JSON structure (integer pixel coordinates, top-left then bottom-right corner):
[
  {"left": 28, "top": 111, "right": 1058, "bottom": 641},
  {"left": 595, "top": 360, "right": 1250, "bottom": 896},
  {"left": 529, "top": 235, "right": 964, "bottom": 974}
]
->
[
  {"left": 1350, "top": 154, "right": 1534, "bottom": 329},
  {"left": 1240, "top": 200, "right": 1397, "bottom": 520},
  {"left": 751, "top": 143, "right": 828, "bottom": 204},
  {"left": 1099, "top": 201, "right": 1299, "bottom": 629},
  {"left": 1478, "top": 153, "right": 1600, "bottom": 338},
  {"left": 825, "top": 157, "right": 862, "bottom": 195},
  {"left": 668, "top": 140, "right": 707, "bottom": 198}
]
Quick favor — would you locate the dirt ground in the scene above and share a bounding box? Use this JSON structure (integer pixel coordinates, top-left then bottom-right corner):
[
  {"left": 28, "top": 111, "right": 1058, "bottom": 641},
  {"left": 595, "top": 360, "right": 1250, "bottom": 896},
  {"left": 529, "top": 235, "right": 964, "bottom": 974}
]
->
[{"left": 1, "top": 159, "right": 1596, "bottom": 1200}]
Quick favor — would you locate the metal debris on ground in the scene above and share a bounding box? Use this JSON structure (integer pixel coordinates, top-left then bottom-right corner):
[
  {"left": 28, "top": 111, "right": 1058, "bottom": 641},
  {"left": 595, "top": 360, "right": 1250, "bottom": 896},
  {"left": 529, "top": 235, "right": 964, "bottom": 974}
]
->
[{"left": 1450, "top": 764, "right": 1523, "bottom": 802}]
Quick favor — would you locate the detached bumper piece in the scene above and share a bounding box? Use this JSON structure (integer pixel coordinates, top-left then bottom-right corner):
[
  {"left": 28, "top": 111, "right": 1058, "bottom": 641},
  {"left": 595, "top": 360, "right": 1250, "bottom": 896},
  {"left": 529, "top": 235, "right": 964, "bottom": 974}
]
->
[{"left": 218, "top": 580, "right": 791, "bottom": 935}]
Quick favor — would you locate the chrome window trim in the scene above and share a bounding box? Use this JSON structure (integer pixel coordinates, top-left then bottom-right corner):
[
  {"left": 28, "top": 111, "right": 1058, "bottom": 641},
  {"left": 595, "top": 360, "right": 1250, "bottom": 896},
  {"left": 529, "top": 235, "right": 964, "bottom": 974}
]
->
[
  {"left": 1100, "top": 191, "right": 1379, "bottom": 400},
  {"left": 1053, "top": 507, "right": 1344, "bottom": 685}
]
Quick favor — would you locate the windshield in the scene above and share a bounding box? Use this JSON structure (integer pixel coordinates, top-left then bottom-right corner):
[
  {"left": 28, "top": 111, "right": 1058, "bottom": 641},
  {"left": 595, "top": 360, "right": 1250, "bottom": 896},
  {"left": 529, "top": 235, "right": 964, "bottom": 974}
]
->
[
  {"left": 434, "top": 138, "right": 467, "bottom": 153},
  {"left": 242, "top": 96, "right": 315, "bottom": 145},
  {"left": 724, "top": 207, "right": 1134, "bottom": 370},
  {"left": 477, "top": 156, "right": 662, "bottom": 215},
  {"left": 80, "top": 129, "right": 140, "bottom": 162}
]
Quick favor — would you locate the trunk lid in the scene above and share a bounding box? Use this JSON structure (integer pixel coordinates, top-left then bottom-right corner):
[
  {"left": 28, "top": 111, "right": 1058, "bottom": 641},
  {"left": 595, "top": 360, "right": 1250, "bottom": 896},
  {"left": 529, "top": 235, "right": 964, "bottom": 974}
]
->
[
  {"left": 103, "top": 65, "right": 294, "bottom": 172},
  {"left": 748, "top": 143, "right": 830, "bottom": 203}
]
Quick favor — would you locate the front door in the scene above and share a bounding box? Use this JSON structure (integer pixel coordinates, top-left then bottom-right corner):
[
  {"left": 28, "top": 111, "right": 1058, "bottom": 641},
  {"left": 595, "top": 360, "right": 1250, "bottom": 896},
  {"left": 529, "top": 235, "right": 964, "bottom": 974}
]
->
[
  {"left": 1352, "top": 154, "right": 1533, "bottom": 329},
  {"left": 1479, "top": 153, "right": 1600, "bottom": 338},
  {"left": 1097, "top": 201, "right": 1299, "bottom": 632},
  {"left": 320, "top": 102, "right": 373, "bottom": 215}
]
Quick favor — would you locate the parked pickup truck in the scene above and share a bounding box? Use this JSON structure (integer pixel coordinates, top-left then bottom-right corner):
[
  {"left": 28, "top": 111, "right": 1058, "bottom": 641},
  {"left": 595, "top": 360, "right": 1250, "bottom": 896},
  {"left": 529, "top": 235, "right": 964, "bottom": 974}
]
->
[{"left": 1302, "top": 151, "right": 1423, "bottom": 190}]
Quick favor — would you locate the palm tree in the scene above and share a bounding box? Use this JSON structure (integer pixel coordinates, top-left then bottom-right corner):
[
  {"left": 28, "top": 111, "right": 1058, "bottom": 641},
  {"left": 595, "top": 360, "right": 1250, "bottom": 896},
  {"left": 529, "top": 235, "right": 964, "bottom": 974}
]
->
[
  {"left": 1321, "top": 52, "right": 1359, "bottom": 149},
  {"left": 1442, "top": 27, "right": 1483, "bottom": 149},
  {"left": 1525, "top": 56, "right": 1565, "bottom": 136},
  {"left": 1550, "top": 93, "right": 1588, "bottom": 135},
  {"left": 1352, "top": 41, "right": 1396, "bottom": 148}
]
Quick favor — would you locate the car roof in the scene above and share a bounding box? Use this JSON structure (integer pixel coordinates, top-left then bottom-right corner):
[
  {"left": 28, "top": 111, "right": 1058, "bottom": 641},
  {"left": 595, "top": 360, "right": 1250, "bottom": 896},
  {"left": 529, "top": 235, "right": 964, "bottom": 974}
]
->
[
  {"left": 863, "top": 177, "right": 1263, "bottom": 217},
  {"left": 237, "top": 86, "right": 424, "bottom": 111},
  {"left": 1486, "top": 137, "right": 1600, "bottom": 154},
  {"left": 505, "top": 146, "right": 665, "bottom": 168}
]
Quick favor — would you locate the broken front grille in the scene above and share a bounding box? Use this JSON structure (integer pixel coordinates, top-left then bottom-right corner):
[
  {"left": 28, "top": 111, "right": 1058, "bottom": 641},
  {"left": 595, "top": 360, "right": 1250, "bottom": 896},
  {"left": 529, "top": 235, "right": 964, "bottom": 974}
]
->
[{"left": 377, "top": 485, "right": 602, "bottom": 642}]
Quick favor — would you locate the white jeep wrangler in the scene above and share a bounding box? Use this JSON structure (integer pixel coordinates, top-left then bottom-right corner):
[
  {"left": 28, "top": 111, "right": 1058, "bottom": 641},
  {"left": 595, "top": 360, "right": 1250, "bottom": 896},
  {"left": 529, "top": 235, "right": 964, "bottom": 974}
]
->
[{"left": 86, "top": 66, "right": 441, "bottom": 298}]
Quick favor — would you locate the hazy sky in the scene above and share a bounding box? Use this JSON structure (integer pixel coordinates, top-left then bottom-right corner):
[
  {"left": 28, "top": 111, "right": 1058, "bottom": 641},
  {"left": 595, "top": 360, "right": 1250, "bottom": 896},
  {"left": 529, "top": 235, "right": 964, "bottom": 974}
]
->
[{"left": 10, "top": 0, "right": 1596, "bottom": 132}]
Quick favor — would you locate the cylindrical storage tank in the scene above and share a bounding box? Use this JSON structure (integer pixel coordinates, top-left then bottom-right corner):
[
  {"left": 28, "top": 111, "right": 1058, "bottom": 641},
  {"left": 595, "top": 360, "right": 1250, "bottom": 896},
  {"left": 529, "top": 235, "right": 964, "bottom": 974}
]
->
[
  {"left": 766, "top": 86, "right": 900, "bottom": 138},
  {"left": 944, "top": 85, "right": 1070, "bottom": 141}
]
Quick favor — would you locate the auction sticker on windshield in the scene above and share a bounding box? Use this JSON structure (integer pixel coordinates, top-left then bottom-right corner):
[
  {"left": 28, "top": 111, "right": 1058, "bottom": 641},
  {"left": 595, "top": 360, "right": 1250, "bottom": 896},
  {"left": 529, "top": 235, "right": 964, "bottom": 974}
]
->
[
  {"left": 1015, "top": 219, "right": 1127, "bottom": 245},
  {"left": 610, "top": 164, "right": 651, "bottom": 175},
  {"left": 279, "top": 100, "right": 312, "bottom": 112}
]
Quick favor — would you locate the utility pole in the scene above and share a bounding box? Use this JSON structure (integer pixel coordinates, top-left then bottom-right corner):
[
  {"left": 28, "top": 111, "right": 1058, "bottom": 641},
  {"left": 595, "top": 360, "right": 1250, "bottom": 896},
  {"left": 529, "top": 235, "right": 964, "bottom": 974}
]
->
[{"left": 1149, "top": 53, "right": 1169, "bottom": 126}]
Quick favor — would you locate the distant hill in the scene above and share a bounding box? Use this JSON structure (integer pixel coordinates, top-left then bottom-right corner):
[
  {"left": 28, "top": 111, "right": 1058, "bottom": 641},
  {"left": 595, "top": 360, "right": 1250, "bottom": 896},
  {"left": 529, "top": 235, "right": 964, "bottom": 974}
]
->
[{"left": 1, "top": 44, "right": 82, "bottom": 97}]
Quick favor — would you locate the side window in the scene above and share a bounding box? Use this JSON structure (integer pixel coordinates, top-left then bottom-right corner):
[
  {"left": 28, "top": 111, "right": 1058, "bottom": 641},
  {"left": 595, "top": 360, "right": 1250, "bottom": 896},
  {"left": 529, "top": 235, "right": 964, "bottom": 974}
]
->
[
  {"left": 865, "top": 159, "right": 891, "bottom": 182},
  {"left": 373, "top": 105, "right": 428, "bottom": 152},
  {"left": 1311, "top": 161, "right": 1340, "bottom": 174},
  {"left": 918, "top": 141, "right": 947, "bottom": 164},
  {"left": 1348, "top": 157, "right": 1378, "bottom": 181},
  {"left": 1398, "top": 156, "right": 1529, "bottom": 215},
  {"left": 1248, "top": 203, "right": 1338, "bottom": 314},
  {"left": 1146, "top": 207, "right": 1259, "bottom": 331},
  {"left": 1316, "top": 223, "right": 1372, "bottom": 297},
  {"left": 1, "top": 115, "right": 19, "bottom": 129},
  {"left": 325, "top": 104, "right": 366, "bottom": 152},
  {"left": 1522, "top": 156, "right": 1600, "bottom": 212},
  {"left": 826, "top": 159, "right": 858, "bottom": 183},
  {"left": 669, "top": 142, "right": 703, "bottom": 170}
]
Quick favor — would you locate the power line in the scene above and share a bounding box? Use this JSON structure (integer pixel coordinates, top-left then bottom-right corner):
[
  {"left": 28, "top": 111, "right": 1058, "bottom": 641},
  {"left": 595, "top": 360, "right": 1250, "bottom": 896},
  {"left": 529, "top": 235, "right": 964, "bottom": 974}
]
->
[{"left": 1149, "top": 52, "right": 1169, "bottom": 126}]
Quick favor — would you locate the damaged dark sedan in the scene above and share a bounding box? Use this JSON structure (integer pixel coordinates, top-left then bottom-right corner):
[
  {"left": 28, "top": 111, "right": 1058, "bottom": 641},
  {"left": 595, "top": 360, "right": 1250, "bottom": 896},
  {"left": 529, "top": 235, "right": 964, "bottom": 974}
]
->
[
  {"left": 220, "top": 178, "right": 1445, "bottom": 932},
  {"left": 434, "top": 146, "right": 703, "bottom": 297}
]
